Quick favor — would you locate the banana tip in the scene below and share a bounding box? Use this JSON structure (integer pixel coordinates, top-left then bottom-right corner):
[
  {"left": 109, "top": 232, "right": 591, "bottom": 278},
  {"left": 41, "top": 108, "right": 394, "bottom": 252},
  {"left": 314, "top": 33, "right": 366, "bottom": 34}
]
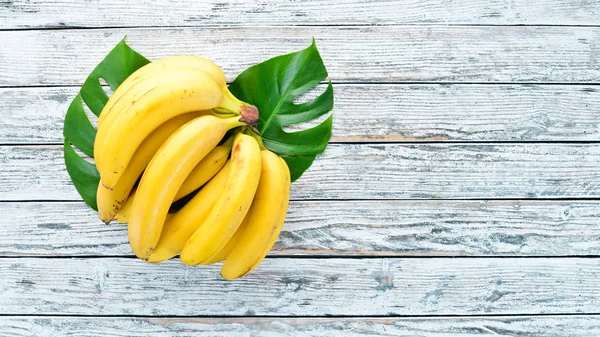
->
[{"left": 239, "top": 105, "right": 259, "bottom": 125}]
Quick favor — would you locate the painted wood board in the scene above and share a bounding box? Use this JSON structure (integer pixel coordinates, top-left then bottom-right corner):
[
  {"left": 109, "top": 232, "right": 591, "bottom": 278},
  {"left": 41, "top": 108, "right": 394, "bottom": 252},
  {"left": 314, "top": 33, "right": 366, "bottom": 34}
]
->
[
  {"left": 2, "top": 0, "right": 599, "bottom": 29},
  {"left": 1, "top": 257, "right": 598, "bottom": 316},
  {"left": 1, "top": 200, "right": 599, "bottom": 257},
  {"left": 3, "top": 84, "right": 600, "bottom": 144},
  {"left": 2, "top": 144, "right": 599, "bottom": 201},
  {"left": 2, "top": 315, "right": 600, "bottom": 337},
  {"left": 2, "top": 26, "right": 599, "bottom": 86}
]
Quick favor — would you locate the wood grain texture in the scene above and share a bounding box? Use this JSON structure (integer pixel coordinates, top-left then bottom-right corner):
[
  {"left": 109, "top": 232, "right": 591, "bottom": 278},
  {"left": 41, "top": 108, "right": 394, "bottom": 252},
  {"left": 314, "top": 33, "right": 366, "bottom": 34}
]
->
[
  {"left": 1, "top": 257, "right": 599, "bottom": 315},
  {"left": 2, "top": 26, "right": 600, "bottom": 86},
  {"left": 3, "top": 143, "right": 600, "bottom": 201},
  {"left": 2, "top": 0, "right": 600, "bottom": 29},
  {"left": 2, "top": 0, "right": 599, "bottom": 332},
  {"left": 2, "top": 315, "right": 600, "bottom": 337},
  {"left": 1, "top": 201, "right": 599, "bottom": 257},
  {"left": 4, "top": 84, "right": 600, "bottom": 144},
  {"left": 294, "top": 143, "right": 600, "bottom": 200}
]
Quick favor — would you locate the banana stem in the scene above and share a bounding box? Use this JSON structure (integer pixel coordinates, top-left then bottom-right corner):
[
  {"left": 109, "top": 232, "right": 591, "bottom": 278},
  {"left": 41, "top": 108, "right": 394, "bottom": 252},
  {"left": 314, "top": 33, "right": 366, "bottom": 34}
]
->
[
  {"left": 212, "top": 109, "right": 259, "bottom": 128},
  {"left": 213, "top": 87, "right": 259, "bottom": 125},
  {"left": 243, "top": 126, "right": 266, "bottom": 150},
  {"left": 210, "top": 109, "right": 237, "bottom": 119}
]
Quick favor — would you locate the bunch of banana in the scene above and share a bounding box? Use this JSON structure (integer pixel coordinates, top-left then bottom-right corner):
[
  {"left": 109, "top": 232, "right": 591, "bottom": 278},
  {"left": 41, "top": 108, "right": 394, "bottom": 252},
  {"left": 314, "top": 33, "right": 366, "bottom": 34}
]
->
[{"left": 94, "top": 56, "right": 291, "bottom": 279}]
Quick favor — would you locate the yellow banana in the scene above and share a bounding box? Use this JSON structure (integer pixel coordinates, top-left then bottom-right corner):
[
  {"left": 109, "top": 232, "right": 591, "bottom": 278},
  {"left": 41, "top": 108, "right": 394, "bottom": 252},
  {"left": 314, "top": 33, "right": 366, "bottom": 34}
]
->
[
  {"left": 95, "top": 67, "right": 257, "bottom": 189},
  {"left": 202, "top": 213, "right": 250, "bottom": 265},
  {"left": 96, "top": 55, "right": 227, "bottom": 139},
  {"left": 221, "top": 151, "right": 291, "bottom": 280},
  {"left": 96, "top": 69, "right": 217, "bottom": 187},
  {"left": 173, "top": 136, "right": 231, "bottom": 201},
  {"left": 96, "top": 68, "right": 215, "bottom": 160},
  {"left": 113, "top": 189, "right": 174, "bottom": 224},
  {"left": 95, "top": 56, "right": 256, "bottom": 177},
  {"left": 179, "top": 132, "right": 262, "bottom": 266},
  {"left": 146, "top": 163, "right": 231, "bottom": 263},
  {"left": 99, "top": 135, "right": 229, "bottom": 223},
  {"left": 113, "top": 189, "right": 135, "bottom": 224},
  {"left": 128, "top": 115, "right": 245, "bottom": 260},
  {"left": 108, "top": 137, "right": 230, "bottom": 224},
  {"left": 96, "top": 111, "right": 208, "bottom": 223}
]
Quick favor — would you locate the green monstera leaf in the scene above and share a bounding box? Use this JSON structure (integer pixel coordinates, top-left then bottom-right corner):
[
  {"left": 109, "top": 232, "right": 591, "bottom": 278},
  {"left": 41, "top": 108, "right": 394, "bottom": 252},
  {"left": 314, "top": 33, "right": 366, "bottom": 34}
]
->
[
  {"left": 228, "top": 40, "right": 334, "bottom": 182},
  {"left": 63, "top": 39, "right": 149, "bottom": 210},
  {"left": 64, "top": 38, "right": 333, "bottom": 210}
]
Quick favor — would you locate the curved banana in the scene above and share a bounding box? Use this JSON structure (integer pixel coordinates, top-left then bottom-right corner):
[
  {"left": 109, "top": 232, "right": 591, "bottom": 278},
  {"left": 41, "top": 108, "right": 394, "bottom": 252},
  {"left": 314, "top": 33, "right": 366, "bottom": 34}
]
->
[
  {"left": 107, "top": 137, "right": 230, "bottom": 224},
  {"left": 146, "top": 163, "right": 231, "bottom": 263},
  {"left": 96, "top": 111, "right": 208, "bottom": 223},
  {"left": 96, "top": 55, "right": 227, "bottom": 140},
  {"left": 95, "top": 67, "right": 257, "bottom": 189},
  {"left": 96, "top": 69, "right": 213, "bottom": 160},
  {"left": 221, "top": 151, "right": 291, "bottom": 280},
  {"left": 128, "top": 115, "right": 245, "bottom": 260},
  {"left": 96, "top": 69, "right": 219, "bottom": 187},
  {"left": 173, "top": 136, "right": 232, "bottom": 201},
  {"left": 113, "top": 189, "right": 135, "bottom": 224},
  {"left": 202, "top": 213, "right": 250, "bottom": 265},
  {"left": 113, "top": 188, "right": 174, "bottom": 224},
  {"left": 179, "top": 132, "right": 262, "bottom": 266},
  {"left": 115, "top": 190, "right": 175, "bottom": 225}
]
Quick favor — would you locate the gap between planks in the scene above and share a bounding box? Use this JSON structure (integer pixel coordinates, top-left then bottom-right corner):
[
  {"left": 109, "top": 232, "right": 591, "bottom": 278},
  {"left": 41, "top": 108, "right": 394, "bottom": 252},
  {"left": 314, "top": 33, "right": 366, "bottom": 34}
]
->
[
  {"left": 4, "top": 82, "right": 600, "bottom": 89},
  {"left": 3, "top": 255, "right": 600, "bottom": 260},
  {"left": 7, "top": 141, "right": 600, "bottom": 147},
  {"left": 3, "top": 23, "right": 600, "bottom": 33},
  {"left": 2, "top": 313, "right": 600, "bottom": 318}
]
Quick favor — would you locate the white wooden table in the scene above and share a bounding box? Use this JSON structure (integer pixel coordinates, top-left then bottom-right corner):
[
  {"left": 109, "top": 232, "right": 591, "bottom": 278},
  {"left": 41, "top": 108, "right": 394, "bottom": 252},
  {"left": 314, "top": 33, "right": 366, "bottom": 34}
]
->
[{"left": 1, "top": 1, "right": 600, "bottom": 336}]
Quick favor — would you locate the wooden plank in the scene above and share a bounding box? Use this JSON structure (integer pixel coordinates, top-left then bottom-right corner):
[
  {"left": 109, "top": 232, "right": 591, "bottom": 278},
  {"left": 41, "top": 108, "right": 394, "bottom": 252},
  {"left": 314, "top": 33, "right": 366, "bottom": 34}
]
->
[
  {"left": 2, "top": 0, "right": 600, "bottom": 29},
  {"left": 2, "top": 26, "right": 599, "bottom": 86},
  {"left": 2, "top": 143, "right": 600, "bottom": 201},
  {"left": 2, "top": 315, "right": 600, "bottom": 337},
  {"left": 0, "top": 257, "right": 598, "bottom": 315},
  {"left": 4, "top": 84, "right": 600, "bottom": 144},
  {"left": 2, "top": 200, "right": 599, "bottom": 257},
  {"left": 1, "top": 87, "right": 72, "bottom": 144}
]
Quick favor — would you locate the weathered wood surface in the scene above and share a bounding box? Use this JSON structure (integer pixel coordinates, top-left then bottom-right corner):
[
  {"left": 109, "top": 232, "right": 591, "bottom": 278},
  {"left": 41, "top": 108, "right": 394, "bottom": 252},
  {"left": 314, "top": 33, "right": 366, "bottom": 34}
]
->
[
  {"left": 2, "top": 315, "right": 600, "bottom": 337},
  {"left": 3, "top": 144, "right": 600, "bottom": 201},
  {"left": 2, "top": 0, "right": 600, "bottom": 334},
  {"left": 4, "top": 84, "right": 600, "bottom": 144},
  {"left": 2, "top": 201, "right": 599, "bottom": 257},
  {"left": 3, "top": 0, "right": 600, "bottom": 29},
  {"left": 2, "top": 26, "right": 600, "bottom": 86},
  {"left": 1, "top": 257, "right": 598, "bottom": 315}
]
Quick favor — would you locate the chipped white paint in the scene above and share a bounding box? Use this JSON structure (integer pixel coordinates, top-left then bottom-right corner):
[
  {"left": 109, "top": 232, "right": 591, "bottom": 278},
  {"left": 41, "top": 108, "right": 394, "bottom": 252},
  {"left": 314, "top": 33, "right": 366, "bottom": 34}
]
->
[
  {"left": 1, "top": 26, "right": 600, "bottom": 86},
  {"left": 1, "top": 201, "right": 599, "bottom": 257},
  {"left": 1, "top": 257, "right": 599, "bottom": 316},
  {"left": 4, "top": 84, "right": 600, "bottom": 143},
  {"left": 2, "top": 144, "right": 600, "bottom": 200},
  {"left": 2, "top": 0, "right": 600, "bottom": 29},
  {"left": 2, "top": 315, "right": 600, "bottom": 337}
]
